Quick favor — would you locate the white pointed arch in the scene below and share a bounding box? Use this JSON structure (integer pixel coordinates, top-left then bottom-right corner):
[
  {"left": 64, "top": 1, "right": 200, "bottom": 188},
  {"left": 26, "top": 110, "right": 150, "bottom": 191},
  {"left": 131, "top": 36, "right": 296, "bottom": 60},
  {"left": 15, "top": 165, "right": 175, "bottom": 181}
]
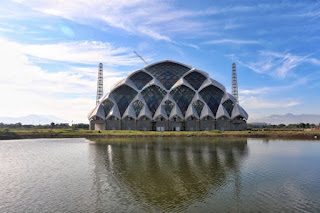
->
[
  {"left": 182, "top": 68, "right": 209, "bottom": 78},
  {"left": 137, "top": 104, "right": 153, "bottom": 120},
  {"left": 231, "top": 104, "right": 248, "bottom": 120},
  {"left": 170, "top": 78, "right": 195, "bottom": 93},
  {"left": 88, "top": 104, "right": 105, "bottom": 120},
  {"left": 140, "top": 78, "right": 166, "bottom": 91},
  {"left": 169, "top": 104, "right": 184, "bottom": 120},
  {"left": 185, "top": 104, "right": 199, "bottom": 120},
  {"left": 162, "top": 93, "right": 175, "bottom": 103},
  {"left": 216, "top": 104, "right": 231, "bottom": 119},
  {"left": 154, "top": 104, "right": 169, "bottom": 120},
  {"left": 143, "top": 59, "right": 193, "bottom": 70},
  {"left": 132, "top": 93, "right": 147, "bottom": 105},
  {"left": 100, "top": 92, "right": 116, "bottom": 103},
  {"left": 127, "top": 68, "right": 150, "bottom": 78},
  {"left": 200, "top": 104, "right": 215, "bottom": 120},
  {"left": 106, "top": 104, "right": 121, "bottom": 120},
  {"left": 221, "top": 93, "right": 237, "bottom": 104},
  {"left": 191, "top": 92, "right": 205, "bottom": 104},
  {"left": 109, "top": 77, "right": 138, "bottom": 92},
  {"left": 122, "top": 104, "right": 136, "bottom": 119},
  {"left": 199, "top": 78, "right": 226, "bottom": 92},
  {"left": 127, "top": 69, "right": 155, "bottom": 91},
  {"left": 239, "top": 105, "right": 249, "bottom": 120}
]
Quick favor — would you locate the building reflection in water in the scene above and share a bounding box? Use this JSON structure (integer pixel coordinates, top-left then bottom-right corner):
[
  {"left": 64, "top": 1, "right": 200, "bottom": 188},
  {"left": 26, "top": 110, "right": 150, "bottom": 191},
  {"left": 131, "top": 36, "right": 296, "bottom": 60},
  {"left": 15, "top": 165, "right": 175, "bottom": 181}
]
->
[{"left": 88, "top": 137, "right": 248, "bottom": 212}]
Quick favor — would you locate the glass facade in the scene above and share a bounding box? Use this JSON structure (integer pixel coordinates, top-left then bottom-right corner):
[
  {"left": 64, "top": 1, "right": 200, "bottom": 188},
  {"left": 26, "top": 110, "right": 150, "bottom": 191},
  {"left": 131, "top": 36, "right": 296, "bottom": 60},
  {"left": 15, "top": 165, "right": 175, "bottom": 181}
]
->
[
  {"left": 129, "top": 71, "right": 153, "bottom": 90},
  {"left": 163, "top": 100, "right": 175, "bottom": 117},
  {"left": 132, "top": 100, "right": 144, "bottom": 117},
  {"left": 170, "top": 85, "right": 195, "bottom": 115},
  {"left": 141, "top": 85, "right": 167, "bottom": 116},
  {"left": 222, "top": 100, "right": 234, "bottom": 117},
  {"left": 89, "top": 61, "right": 248, "bottom": 131},
  {"left": 199, "top": 85, "right": 224, "bottom": 116},
  {"left": 184, "top": 71, "right": 207, "bottom": 90},
  {"left": 101, "top": 99, "right": 114, "bottom": 117},
  {"left": 111, "top": 85, "right": 138, "bottom": 116},
  {"left": 193, "top": 100, "right": 204, "bottom": 116},
  {"left": 145, "top": 62, "right": 190, "bottom": 90}
]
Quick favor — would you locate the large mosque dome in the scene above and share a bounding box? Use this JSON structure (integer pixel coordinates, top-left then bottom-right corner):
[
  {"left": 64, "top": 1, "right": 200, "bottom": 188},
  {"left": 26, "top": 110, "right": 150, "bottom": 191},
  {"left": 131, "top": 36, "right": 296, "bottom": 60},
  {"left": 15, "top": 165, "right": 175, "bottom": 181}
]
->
[{"left": 88, "top": 60, "right": 248, "bottom": 131}]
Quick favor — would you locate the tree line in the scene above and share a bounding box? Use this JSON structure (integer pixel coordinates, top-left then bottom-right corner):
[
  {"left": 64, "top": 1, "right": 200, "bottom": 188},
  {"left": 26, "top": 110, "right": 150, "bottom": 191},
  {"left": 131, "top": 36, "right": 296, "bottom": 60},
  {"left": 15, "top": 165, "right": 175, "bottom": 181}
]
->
[
  {"left": 248, "top": 123, "right": 320, "bottom": 129},
  {"left": 0, "top": 122, "right": 89, "bottom": 129}
]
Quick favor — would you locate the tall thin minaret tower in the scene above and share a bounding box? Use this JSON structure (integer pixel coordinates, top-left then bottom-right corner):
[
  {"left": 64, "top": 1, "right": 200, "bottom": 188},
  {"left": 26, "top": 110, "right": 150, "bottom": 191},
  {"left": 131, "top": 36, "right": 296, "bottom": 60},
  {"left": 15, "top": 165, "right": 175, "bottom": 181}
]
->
[
  {"left": 96, "top": 63, "right": 103, "bottom": 105},
  {"left": 232, "top": 63, "right": 239, "bottom": 104}
]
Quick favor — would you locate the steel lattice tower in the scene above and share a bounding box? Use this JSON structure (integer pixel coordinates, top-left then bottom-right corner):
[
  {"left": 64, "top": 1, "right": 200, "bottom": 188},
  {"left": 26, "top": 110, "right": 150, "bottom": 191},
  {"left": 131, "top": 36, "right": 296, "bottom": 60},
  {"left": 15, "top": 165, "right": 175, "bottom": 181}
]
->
[
  {"left": 232, "top": 63, "right": 239, "bottom": 104},
  {"left": 96, "top": 63, "right": 103, "bottom": 105}
]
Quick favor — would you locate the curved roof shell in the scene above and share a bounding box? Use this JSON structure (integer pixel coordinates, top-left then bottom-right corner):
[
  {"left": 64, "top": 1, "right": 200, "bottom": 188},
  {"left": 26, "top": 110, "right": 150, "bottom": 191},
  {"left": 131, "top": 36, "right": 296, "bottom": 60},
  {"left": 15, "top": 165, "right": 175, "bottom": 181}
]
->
[{"left": 89, "top": 60, "right": 248, "bottom": 121}]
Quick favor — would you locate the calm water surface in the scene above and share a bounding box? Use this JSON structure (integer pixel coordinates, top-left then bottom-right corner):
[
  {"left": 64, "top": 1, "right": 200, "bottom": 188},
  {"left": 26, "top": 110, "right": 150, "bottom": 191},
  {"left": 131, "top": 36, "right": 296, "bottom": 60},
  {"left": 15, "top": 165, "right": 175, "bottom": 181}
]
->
[{"left": 0, "top": 137, "right": 320, "bottom": 212}]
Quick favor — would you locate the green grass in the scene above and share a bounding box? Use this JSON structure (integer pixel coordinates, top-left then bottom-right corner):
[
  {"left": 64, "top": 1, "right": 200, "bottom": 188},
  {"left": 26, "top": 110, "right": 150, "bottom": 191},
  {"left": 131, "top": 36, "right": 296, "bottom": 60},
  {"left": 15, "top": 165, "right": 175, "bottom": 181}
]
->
[{"left": 1, "top": 128, "right": 320, "bottom": 140}]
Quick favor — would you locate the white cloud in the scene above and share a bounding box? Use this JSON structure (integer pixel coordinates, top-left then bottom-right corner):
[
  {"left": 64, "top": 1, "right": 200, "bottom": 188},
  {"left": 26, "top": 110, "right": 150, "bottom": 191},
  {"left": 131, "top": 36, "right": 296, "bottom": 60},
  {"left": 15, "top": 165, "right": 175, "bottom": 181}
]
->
[
  {"left": 136, "top": 27, "right": 172, "bottom": 42},
  {"left": 0, "top": 37, "right": 131, "bottom": 123},
  {"left": 239, "top": 51, "right": 320, "bottom": 78},
  {"left": 204, "top": 39, "right": 260, "bottom": 45},
  {"left": 239, "top": 87, "right": 271, "bottom": 95},
  {"left": 0, "top": 27, "right": 15, "bottom": 32},
  {"left": 14, "top": 0, "right": 174, "bottom": 41},
  {"left": 20, "top": 40, "right": 140, "bottom": 66},
  {"left": 240, "top": 96, "right": 300, "bottom": 109},
  {"left": 12, "top": 0, "right": 255, "bottom": 42}
]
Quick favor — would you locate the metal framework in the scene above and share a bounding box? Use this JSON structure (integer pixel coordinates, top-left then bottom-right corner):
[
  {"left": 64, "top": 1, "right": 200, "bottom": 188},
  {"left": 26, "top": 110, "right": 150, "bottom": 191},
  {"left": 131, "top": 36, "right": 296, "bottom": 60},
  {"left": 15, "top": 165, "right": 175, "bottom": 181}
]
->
[
  {"left": 96, "top": 63, "right": 103, "bottom": 105},
  {"left": 134, "top": 51, "right": 148, "bottom": 65},
  {"left": 232, "top": 63, "right": 239, "bottom": 104}
]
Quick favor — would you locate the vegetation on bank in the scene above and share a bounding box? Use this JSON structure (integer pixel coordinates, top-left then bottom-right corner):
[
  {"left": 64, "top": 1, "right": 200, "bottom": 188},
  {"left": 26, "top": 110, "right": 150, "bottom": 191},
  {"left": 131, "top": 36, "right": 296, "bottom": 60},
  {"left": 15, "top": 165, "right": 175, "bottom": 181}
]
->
[
  {"left": 0, "top": 128, "right": 319, "bottom": 140},
  {"left": 248, "top": 123, "right": 320, "bottom": 130},
  {"left": 0, "top": 122, "right": 89, "bottom": 129}
]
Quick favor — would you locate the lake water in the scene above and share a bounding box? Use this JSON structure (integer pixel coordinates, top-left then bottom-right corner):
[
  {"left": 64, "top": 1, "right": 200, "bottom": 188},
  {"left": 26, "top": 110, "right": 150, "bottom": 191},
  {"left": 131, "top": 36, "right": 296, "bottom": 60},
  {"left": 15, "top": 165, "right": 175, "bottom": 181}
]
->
[{"left": 1, "top": 137, "right": 320, "bottom": 212}]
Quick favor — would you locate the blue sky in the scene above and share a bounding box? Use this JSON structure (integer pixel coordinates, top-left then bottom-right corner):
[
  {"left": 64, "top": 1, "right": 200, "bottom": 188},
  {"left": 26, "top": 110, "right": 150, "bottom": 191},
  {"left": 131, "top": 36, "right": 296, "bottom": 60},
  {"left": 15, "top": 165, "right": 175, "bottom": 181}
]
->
[{"left": 0, "top": 0, "right": 319, "bottom": 123}]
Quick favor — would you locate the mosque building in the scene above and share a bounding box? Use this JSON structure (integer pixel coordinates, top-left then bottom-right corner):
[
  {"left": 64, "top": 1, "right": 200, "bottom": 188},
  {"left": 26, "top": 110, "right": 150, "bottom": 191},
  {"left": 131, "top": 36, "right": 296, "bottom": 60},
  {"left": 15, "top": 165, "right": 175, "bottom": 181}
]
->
[{"left": 88, "top": 60, "right": 248, "bottom": 131}]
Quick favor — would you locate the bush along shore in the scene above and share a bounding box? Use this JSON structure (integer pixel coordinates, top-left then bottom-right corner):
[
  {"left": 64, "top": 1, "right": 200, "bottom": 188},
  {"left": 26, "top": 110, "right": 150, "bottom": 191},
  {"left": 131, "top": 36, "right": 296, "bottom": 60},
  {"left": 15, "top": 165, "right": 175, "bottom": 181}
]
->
[{"left": 0, "top": 128, "right": 320, "bottom": 140}]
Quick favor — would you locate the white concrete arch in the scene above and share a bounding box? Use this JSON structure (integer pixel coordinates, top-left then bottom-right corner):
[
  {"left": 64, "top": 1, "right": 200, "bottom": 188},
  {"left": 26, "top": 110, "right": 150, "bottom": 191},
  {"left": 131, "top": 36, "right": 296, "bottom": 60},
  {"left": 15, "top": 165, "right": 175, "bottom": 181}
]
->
[
  {"left": 169, "top": 104, "right": 184, "bottom": 120},
  {"left": 109, "top": 77, "right": 138, "bottom": 92},
  {"left": 170, "top": 78, "right": 196, "bottom": 93},
  {"left": 190, "top": 92, "right": 206, "bottom": 104},
  {"left": 154, "top": 104, "right": 169, "bottom": 120},
  {"left": 88, "top": 104, "right": 105, "bottom": 120},
  {"left": 137, "top": 104, "right": 153, "bottom": 120},
  {"left": 143, "top": 59, "right": 193, "bottom": 70},
  {"left": 181, "top": 68, "right": 209, "bottom": 79},
  {"left": 199, "top": 78, "right": 226, "bottom": 93},
  {"left": 216, "top": 104, "right": 231, "bottom": 119},
  {"left": 185, "top": 104, "right": 199, "bottom": 120},
  {"left": 132, "top": 93, "right": 147, "bottom": 106},
  {"left": 140, "top": 78, "right": 166, "bottom": 92},
  {"left": 161, "top": 93, "right": 175, "bottom": 104},
  {"left": 231, "top": 104, "right": 248, "bottom": 120},
  {"left": 200, "top": 104, "right": 215, "bottom": 120},
  {"left": 122, "top": 104, "right": 136, "bottom": 120},
  {"left": 106, "top": 104, "right": 121, "bottom": 120},
  {"left": 100, "top": 92, "right": 116, "bottom": 104}
]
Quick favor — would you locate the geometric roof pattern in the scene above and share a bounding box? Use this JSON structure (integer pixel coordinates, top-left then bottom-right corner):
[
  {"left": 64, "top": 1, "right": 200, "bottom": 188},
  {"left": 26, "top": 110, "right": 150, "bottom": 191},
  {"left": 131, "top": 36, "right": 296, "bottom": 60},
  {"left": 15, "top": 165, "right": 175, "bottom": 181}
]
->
[
  {"left": 145, "top": 61, "right": 191, "bottom": 90},
  {"left": 129, "top": 71, "right": 153, "bottom": 90},
  {"left": 184, "top": 71, "right": 207, "bottom": 90},
  {"left": 89, "top": 60, "right": 248, "bottom": 121}
]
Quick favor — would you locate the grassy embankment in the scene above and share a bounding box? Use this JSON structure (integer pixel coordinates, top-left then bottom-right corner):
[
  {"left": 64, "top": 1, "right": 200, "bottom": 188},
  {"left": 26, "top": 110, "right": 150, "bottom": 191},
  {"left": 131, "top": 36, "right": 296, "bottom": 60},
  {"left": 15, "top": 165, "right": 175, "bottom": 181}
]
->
[{"left": 0, "top": 128, "right": 320, "bottom": 140}]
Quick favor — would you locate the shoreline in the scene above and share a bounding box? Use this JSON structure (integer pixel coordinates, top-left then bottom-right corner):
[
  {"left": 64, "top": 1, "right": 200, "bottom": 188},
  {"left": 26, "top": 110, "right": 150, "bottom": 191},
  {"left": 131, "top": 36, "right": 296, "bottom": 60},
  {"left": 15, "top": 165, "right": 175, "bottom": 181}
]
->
[{"left": 1, "top": 129, "right": 320, "bottom": 140}]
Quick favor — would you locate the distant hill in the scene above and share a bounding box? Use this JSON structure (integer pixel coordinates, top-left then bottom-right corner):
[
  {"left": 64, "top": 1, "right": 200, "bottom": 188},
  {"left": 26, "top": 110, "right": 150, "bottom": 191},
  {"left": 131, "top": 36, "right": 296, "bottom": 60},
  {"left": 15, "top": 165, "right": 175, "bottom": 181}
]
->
[
  {"left": 0, "top": 114, "right": 68, "bottom": 125},
  {"left": 250, "top": 113, "right": 320, "bottom": 125}
]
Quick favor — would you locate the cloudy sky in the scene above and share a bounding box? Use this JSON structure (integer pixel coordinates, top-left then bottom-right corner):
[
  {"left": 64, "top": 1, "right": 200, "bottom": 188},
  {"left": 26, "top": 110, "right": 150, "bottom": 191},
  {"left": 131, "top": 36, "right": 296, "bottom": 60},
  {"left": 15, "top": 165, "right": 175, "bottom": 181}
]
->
[{"left": 0, "top": 0, "right": 319, "bottom": 123}]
